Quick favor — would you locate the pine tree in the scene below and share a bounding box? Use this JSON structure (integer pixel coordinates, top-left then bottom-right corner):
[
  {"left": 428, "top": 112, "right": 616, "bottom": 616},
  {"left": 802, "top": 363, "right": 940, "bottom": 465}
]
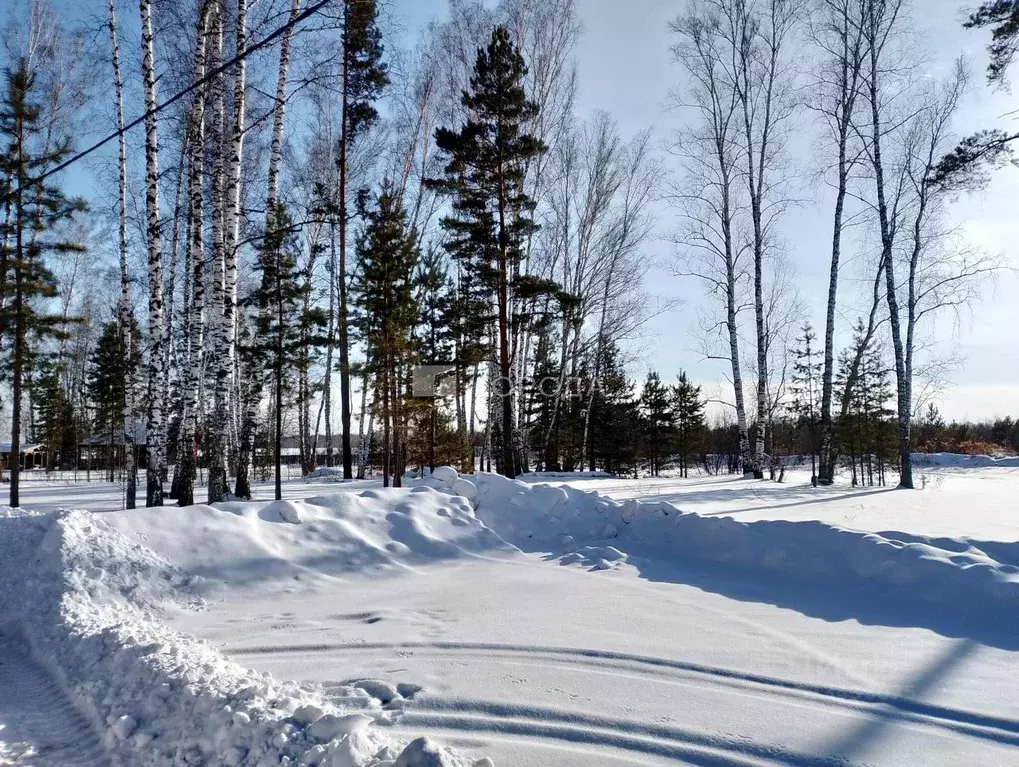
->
[
  {"left": 32, "top": 361, "right": 75, "bottom": 472},
  {"left": 640, "top": 371, "right": 674, "bottom": 477},
  {"left": 587, "top": 340, "right": 639, "bottom": 476},
  {"left": 411, "top": 245, "right": 453, "bottom": 474},
  {"left": 790, "top": 323, "right": 822, "bottom": 482},
  {"left": 247, "top": 206, "right": 327, "bottom": 500},
  {"left": 835, "top": 324, "right": 894, "bottom": 486},
  {"left": 672, "top": 372, "right": 704, "bottom": 479},
  {"left": 352, "top": 185, "right": 419, "bottom": 488},
  {"left": 335, "top": 0, "right": 389, "bottom": 481},
  {"left": 429, "top": 26, "right": 547, "bottom": 479},
  {"left": 0, "top": 61, "right": 85, "bottom": 507},
  {"left": 88, "top": 317, "right": 142, "bottom": 481}
]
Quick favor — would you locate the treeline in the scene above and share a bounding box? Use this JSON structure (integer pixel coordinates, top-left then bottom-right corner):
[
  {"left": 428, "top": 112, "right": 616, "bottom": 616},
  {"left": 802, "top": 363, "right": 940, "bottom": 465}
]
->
[{"left": 0, "top": 0, "right": 661, "bottom": 507}]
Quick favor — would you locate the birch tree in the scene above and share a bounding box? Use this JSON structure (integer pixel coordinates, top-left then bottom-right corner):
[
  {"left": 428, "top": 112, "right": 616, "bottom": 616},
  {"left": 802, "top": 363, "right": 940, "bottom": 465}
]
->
[
  {"left": 108, "top": 0, "right": 137, "bottom": 507},
  {"left": 140, "top": 0, "right": 166, "bottom": 507},
  {"left": 176, "top": 0, "right": 213, "bottom": 507},
  {"left": 235, "top": 0, "right": 301, "bottom": 500},
  {"left": 669, "top": 5, "right": 754, "bottom": 475},
  {"left": 810, "top": 0, "right": 867, "bottom": 485}
]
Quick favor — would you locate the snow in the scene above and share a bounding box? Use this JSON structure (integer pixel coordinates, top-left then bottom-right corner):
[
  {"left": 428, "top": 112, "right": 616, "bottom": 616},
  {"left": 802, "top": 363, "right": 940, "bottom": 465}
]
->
[
  {"left": 4, "top": 458, "right": 1019, "bottom": 766},
  {"left": 0, "top": 504, "right": 483, "bottom": 766},
  {"left": 913, "top": 451, "right": 1019, "bottom": 469}
]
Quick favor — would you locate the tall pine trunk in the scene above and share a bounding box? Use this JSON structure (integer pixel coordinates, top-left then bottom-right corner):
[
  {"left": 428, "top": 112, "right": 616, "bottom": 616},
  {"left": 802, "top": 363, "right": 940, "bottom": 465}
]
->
[{"left": 338, "top": 7, "right": 354, "bottom": 480}]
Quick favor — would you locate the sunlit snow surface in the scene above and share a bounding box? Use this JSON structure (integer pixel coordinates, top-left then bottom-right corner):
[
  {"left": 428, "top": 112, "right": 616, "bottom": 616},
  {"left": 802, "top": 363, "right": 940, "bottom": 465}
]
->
[{"left": 3, "top": 458, "right": 1019, "bottom": 766}]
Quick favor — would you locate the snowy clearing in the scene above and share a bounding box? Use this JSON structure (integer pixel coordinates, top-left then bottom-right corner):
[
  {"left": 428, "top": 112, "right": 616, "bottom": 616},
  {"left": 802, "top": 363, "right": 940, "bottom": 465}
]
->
[{"left": 3, "top": 461, "right": 1019, "bottom": 765}]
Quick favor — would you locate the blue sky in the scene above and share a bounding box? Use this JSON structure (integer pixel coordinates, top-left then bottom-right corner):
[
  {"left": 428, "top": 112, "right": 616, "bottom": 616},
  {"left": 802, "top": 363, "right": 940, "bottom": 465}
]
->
[{"left": 23, "top": 0, "right": 1019, "bottom": 423}]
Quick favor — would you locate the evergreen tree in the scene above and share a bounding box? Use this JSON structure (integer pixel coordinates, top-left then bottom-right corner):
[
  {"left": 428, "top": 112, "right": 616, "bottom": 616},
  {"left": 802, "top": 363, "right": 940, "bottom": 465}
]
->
[
  {"left": 672, "top": 372, "right": 704, "bottom": 479},
  {"left": 352, "top": 184, "right": 419, "bottom": 487},
  {"left": 334, "top": 0, "right": 390, "bottom": 480},
  {"left": 640, "top": 371, "right": 674, "bottom": 477},
  {"left": 88, "top": 317, "right": 142, "bottom": 481},
  {"left": 429, "top": 26, "right": 547, "bottom": 478},
  {"left": 32, "top": 361, "right": 75, "bottom": 472},
  {"left": 0, "top": 61, "right": 85, "bottom": 507},
  {"left": 246, "top": 206, "right": 327, "bottom": 500},
  {"left": 835, "top": 325, "right": 894, "bottom": 486},
  {"left": 587, "top": 340, "right": 639, "bottom": 476},
  {"left": 411, "top": 245, "right": 453, "bottom": 474},
  {"left": 789, "top": 323, "right": 822, "bottom": 482}
]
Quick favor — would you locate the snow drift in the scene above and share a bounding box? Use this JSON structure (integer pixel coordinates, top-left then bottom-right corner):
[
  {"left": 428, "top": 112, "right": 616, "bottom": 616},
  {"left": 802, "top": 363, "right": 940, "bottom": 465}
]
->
[
  {"left": 102, "top": 488, "right": 515, "bottom": 593},
  {"left": 0, "top": 505, "right": 484, "bottom": 766},
  {"left": 416, "top": 468, "right": 1019, "bottom": 621},
  {"left": 913, "top": 452, "right": 1019, "bottom": 469}
]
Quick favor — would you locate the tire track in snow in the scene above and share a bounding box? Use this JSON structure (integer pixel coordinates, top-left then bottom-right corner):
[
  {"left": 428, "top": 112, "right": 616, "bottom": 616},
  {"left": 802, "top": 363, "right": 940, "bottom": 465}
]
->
[
  {"left": 232, "top": 640, "right": 1019, "bottom": 747},
  {"left": 399, "top": 697, "right": 844, "bottom": 766},
  {"left": 0, "top": 633, "right": 108, "bottom": 767}
]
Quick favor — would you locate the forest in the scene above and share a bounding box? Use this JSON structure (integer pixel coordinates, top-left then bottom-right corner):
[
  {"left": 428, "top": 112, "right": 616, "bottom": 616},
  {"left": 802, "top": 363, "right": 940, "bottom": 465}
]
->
[{"left": 1, "top": 0, "right": 1017, "bottom": 508}]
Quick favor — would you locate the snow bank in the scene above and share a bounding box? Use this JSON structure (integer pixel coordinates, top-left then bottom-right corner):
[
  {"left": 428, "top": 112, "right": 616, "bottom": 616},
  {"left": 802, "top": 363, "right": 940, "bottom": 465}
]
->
[
  {"left": 417, "top": 471, "right": 1019, "bottom": 620},
  {"left": 517, "top": 470, "right": 616, "bottom": 480},
  {"left": 913, "top": 452, "right": 1019, "bottom": 469},
  {"left": 0, "top": 506, "right": 482, "bottom": 767},
  {"left": 102, "top": 488, "right": 514, "bottom": 592},
  {"left": 305, "top": 466, "right": 349, "bottom": 481}
]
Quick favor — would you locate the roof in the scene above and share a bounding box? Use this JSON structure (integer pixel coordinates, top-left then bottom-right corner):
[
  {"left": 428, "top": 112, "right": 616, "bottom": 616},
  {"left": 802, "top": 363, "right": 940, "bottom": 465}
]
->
[{"left": 0, "top": 443, "right": 46, "bottom": 454}]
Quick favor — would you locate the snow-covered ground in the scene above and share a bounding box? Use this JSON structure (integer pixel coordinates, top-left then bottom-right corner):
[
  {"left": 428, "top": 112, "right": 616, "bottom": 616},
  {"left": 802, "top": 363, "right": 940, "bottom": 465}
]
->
[{"left": 3, "top": 460, "right": 1019, "bottom": 765}]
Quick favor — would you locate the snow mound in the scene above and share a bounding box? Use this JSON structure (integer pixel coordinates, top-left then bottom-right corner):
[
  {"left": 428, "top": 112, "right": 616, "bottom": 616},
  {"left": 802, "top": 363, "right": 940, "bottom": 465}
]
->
[
  {"left": 518, "top": 470, "right": 616, "bottom": 479},
  {"left": 913, "top": 452, "right": 1019, "bottom": 469},
  {"left": 450, "top": 474, "right": 1019, "bottom": 620},
  {"left": 305, "top": 466, "right": 350, "bottom": 481},
  {"left": 0, "top": 506, "right": 483, "bottom": 767},
  {"left": 102, "top": 488, "right": 516, "bottom": 592}
]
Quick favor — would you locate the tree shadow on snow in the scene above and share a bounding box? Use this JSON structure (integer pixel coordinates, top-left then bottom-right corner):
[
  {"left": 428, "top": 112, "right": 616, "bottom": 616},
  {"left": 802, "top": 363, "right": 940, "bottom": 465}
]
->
[{"left": 623, "top": 552, "right": 1019, "bottom": 652}]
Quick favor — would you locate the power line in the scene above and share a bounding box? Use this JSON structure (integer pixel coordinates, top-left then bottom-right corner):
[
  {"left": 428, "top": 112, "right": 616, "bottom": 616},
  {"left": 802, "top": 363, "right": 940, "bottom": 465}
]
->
[{"left": 34, "top": 0, "right": 333, "bottom": 186}]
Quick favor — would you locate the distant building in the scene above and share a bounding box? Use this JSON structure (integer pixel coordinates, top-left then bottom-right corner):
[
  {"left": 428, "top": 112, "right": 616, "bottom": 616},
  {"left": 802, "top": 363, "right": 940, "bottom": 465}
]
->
[{"left": 0, "top": 443, "right": 49, "bottom": 472}]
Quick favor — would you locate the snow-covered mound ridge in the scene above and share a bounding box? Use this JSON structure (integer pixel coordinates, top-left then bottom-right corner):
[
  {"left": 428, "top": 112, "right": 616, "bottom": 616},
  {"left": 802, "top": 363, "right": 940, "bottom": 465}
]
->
[
  {"left": 102, "top": 488, "right": 515, "bottom": 591},
  {"left": 417, "top": 469, "right": 1019, "bottom": 619},
  {"left": 305, "top": 466, "right": 348, "bottom": 481},
  {"left": 913, "top": 452, "right": 1019, "bottom": 469},
  {"left": 0, "top": 506, "right": 480, "bottom": 767},
  {"left": 517, "top": 470, "right": 616, "bottom": 480}
]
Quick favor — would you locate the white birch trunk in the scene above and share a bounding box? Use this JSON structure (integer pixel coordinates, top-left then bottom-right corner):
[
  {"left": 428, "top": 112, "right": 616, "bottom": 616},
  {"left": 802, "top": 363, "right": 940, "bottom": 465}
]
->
[
  {"left": 236, "top": 0, "right": 298, "bottom": 499},
  {"left": 178, "top": 2, "right": 212, "bottom": 506},
  {"left": 207, "top": 2, "right": 230, "bottom": 502},
  {"left": 140, "top": 0, "right": 166, "bottom": 507},
  {"left": 109, "top": 0, "right": 136, "bottom": 508}
]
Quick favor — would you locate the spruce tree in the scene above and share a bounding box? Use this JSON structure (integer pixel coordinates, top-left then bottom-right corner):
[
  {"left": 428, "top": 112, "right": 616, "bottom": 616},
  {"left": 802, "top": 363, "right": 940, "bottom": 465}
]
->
[
  {"left": 32, "top": 361, "right": 75, "bottom": 472},
  {"left": 352, "top": 185, "right": 419, "bottom": 487},
  {"left": 246, "top": 206, "right": 327, "bottom": 500},
  {"left": 640, "top": 371, "right": 674, "bottom": 477},
  {"left": 88, "top": 316, "right": 142, "bottom": 481},
  {"left": 334, "top": 0, "right": 389, "bottom": 480},
  {"left": 587, "top": 340, "right": 639, "bottom": 476},
  {"left": 412, "top": 246, "right": 453, "bottom": 474},
  {"left": 429, "top": 26, "right": 547, "bottom": 478},
  {"left": 0, "top": 61, "right": 85, "bottom": 507},
  {"left": 672, "top": 372, "right": 704, "bottom": 479},
  {"left": 790, "top": 323, "right": 822, "bottom": 482}
]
